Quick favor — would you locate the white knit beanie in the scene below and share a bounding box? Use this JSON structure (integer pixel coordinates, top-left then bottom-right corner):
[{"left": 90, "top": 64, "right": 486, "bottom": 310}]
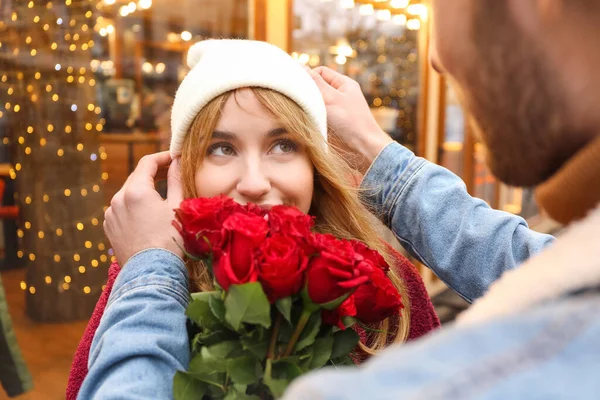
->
[{"left": 169, "top": 39, "right": 327, "bottom": 158}]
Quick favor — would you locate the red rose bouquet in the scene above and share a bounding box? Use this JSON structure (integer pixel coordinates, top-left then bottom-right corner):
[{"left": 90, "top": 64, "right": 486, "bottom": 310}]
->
[{"left": 172, "top": 195, "right": 403, "bottom": 399}]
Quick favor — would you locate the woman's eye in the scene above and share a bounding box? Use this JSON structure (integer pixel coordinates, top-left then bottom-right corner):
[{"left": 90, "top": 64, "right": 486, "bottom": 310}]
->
[
  {"left": 271, "top": 140, "right": 297, "bottom": 154},
  {"left": 208, "top": 143, "right": 236, "bottom": 156}
]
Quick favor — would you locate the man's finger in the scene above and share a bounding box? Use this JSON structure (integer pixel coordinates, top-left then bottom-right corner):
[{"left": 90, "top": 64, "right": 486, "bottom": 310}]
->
[
  {"left": 308, "top": 68, "right": 337, "bottom": 101},
  {"left": 167, "top": 157, "right": 184, "bottom": 208},
  {"left": 128, "top": 151, "right": 172, "bottom": 196},
  {"left": 313, "top": 66, "right": 350, "bottom": 90}
]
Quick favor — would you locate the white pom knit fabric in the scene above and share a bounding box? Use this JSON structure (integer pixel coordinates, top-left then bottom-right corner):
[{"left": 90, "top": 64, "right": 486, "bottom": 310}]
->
[{"left": 169, "top": 39, "right": 327, "bottom": 158}]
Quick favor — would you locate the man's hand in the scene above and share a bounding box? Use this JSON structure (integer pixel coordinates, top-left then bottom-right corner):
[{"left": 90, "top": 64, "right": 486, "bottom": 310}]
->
[
  {"left": 103, "top": 152, "right": 184, "bottom": 266},
  {"left": 309, "top": 66, "right": 393, "bottom": 174}
]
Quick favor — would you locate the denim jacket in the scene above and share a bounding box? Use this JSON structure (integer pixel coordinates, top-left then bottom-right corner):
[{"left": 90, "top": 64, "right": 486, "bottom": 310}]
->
[{"left": 79, "top": 143, "right": 558, "bottom": 399}]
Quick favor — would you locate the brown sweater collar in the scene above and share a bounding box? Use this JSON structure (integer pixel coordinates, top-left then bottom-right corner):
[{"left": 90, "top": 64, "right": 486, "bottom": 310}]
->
[{"left": 535, "top": 135, "right": 600, "bottom": 225}]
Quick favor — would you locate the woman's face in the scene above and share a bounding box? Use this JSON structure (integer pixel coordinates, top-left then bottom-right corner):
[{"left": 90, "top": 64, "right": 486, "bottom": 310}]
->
[{"left": 195, "top": 89, "right": 314, "bottom": 213}]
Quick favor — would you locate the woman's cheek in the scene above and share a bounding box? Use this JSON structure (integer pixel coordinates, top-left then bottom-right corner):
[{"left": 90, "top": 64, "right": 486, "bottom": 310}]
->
[{"left": 195, "top": 164, "right": 236, "bottom": 198}]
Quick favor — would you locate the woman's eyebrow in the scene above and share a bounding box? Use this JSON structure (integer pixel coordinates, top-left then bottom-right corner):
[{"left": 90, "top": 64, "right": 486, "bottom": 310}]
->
[
  {"left": 266, "top": 127, "right": 288, "bottom": 138},
  {"left": 211, "top": 130, "right": 237, "bottom": 140}
]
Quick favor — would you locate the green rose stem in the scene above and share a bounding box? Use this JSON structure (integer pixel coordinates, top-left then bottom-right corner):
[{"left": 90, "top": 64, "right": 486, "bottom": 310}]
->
[
  {"left": 283, "top": 309, "right": 312, "bottom": 357},
  {"left": 267, "top": 313, "right": 283, "bottom": 360}
]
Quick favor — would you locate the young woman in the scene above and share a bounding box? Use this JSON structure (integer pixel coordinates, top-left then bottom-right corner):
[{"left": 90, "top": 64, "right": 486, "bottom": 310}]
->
[{"left": 70, "top": 39, "right": 439, "bottom": 399}]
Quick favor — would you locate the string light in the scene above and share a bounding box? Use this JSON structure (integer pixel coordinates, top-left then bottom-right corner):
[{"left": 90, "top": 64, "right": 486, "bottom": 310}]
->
[{"left": 3, "top": 2, "right": 122, "bottom": 302}]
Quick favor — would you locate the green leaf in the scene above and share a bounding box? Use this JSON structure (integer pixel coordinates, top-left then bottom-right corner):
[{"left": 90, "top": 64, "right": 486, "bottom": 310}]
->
[
  {"left": 308, "top": 337, "right": 334, "bottom": 369},
  {"left": 293, "top": 313, "right": 321, "bottom": 352},
  {"left": 209, "top": 294, "right": 227, "bottom": 324},
  {"left": 276, "top": 297, "right": 293, "bottom": 324},
  {"left": 224, "top": 386, "right": 261, "bottom": 400},
  {"left": 228, "top": 356, "right": 261, "bottom": 385},
  {"left": 225, "top": 283, "right": 272, "bottom": 331},
  {"left": 173, "top": 371, "right": 207, "bottom": 400},
  {"left": 263, "top": 375, "right": 290, "bottom": 398},
  {"left": 207, "top": 341, "right": 242, "bottom": 358},
  {"left": 272, "top": 360, "right": 304, "bottom": 380},
  {"left": 189, "top": 347, "right": 227, "bottom": 374},
  {"left": 329, "top": 354, "right": 355, "bottom": 367},
  {"left": 196, "top": 330, "right": 238, "bottom": 347},
  {"left": 186, "top": 296, "right": 223, "bottom": 331},
  {"left": 331, "top": 329, "right": 360, "bottom": 359},
  {"left": 241, "top": 329, "right": 269, "bottom": 359},
  {"left": 342, "top": 316, "right": 357, "bottom": 329}
]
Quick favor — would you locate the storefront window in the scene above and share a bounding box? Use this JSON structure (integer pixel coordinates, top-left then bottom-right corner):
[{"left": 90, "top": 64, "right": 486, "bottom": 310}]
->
[
  {"left": 292, "top": 0, "right": 426, "bottom": 153},
  {"left": 0, "top": 0, "right": 250, "bottom": 319}
]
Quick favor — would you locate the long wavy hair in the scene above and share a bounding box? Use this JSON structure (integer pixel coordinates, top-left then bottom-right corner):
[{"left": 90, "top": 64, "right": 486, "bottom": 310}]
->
[{"left": 179, "top": 87, "right": 411, "bottom": 353}]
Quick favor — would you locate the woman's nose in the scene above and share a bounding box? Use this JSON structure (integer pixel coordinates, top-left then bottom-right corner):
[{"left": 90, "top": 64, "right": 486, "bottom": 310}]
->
[{"left": 236, "top": 164, "right": 271, "bottom": 202}]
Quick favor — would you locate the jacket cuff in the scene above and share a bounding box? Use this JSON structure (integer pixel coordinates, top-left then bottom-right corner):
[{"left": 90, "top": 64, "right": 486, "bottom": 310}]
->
[
  {"left": 107, "top": 249, "right": 190, "bottom": 310},
  {"left": 360, "top": 142, "right": 427, "bottom": 225}
]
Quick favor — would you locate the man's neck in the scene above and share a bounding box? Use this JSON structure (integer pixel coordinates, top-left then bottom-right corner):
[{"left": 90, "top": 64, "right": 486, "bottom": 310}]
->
[{"left": 535, "top": 135, "right": 600, "bottom": 225}]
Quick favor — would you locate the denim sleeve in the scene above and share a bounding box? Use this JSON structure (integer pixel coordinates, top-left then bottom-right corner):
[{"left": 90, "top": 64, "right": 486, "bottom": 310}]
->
[
  {"left": 282, "top": 295, "right": 600, "bottom": 400},
  {"left": 78, "top": 249, "right": 190, "bottom": 400},
  {"left": 360, "top": 142, "right": 555, "bottom": 302}
]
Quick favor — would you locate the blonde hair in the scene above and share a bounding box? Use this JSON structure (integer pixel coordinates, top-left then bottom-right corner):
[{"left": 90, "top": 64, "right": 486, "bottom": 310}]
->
[{"left": 180, "top": 88, "right": 411, "bottom": 353}]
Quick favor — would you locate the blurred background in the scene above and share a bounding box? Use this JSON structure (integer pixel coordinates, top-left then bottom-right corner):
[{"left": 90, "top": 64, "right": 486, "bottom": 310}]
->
[{"left": 0, "top": 0, "right": 562, "bottom": 398}]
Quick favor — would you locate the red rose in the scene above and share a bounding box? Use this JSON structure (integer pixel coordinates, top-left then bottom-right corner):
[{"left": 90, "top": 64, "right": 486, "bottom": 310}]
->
[
  {"left": 352, "top": 241, "right": 390, "bottom": 272},
  {"left": 268, "top": 206, "right": 314, "bottom": 238},
  {"left": 256, "top": 234, "right": 309, "bottom": 302},
  {"left": 322, "top": 296, "right": 356, "bottom": 330},
  {"left": 244, "top": 203, "right": 268, "bottom": 217},
  {"left": 173, "top": 195, "right": 242, "bottom": 257},
  {"left": 306, "top": 235, "right": 372, "bottom": 304},
  {"left": 353, "top": 267, "right": 403, "bottom": 323},
  {"left": 213, "top": 252, "right": 258, "bottom": 291},
  {"left": 214, "top": 212, "right": 269, "bottom": 290}
]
